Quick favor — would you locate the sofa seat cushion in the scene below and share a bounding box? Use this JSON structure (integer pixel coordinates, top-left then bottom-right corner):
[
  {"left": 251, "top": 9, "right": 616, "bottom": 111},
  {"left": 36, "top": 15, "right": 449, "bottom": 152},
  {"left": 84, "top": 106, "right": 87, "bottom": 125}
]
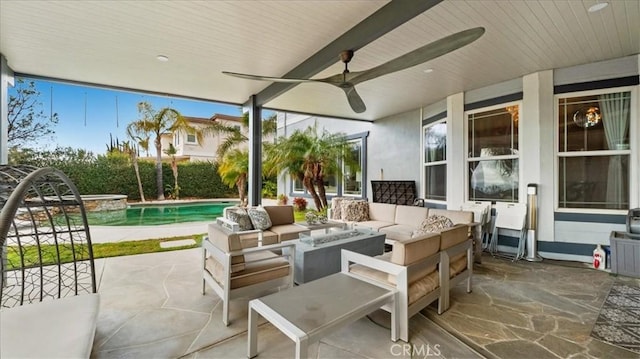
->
[
  {"left": 269, "top": 224, "right": 310, "bottom": 241},
  {"left": 394, "top": 205, "right": 429, "bottom": 228},
  {"left": 380, "top": 225, "right": 415, "bottom": 242},
  {"left": 354, "top": 220, "right": 395, "bottom": 231},
  {"left": 207, "top": 251, "right": 290, "bottom": 290},
  {"left": 1, "top": 293, "right": 100, "bottom": 359},
  {"left": 450, "top": 257, "right": 468, "bottom": 278}
]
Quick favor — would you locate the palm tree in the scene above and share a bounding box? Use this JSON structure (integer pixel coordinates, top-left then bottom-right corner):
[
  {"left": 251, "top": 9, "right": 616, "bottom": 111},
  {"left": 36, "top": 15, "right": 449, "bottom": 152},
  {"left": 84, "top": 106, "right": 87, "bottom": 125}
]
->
[
  {"left": 126, "top": 122, "right": 150, "bottom": 202},
  {"left": 206, "top": 112, "right": 276, "bottom": 203},
  {"left": 128, "top": 101, "right": 202, "bottom": 200},
  {"left": 219, "top": 149, "right": 249, "bottom": 206},
  {"left": 164, "top": 143, "right": 179, "bottom": 199},
  {"left": 264, "top": 123, "right": 357, "bottom": 211}
]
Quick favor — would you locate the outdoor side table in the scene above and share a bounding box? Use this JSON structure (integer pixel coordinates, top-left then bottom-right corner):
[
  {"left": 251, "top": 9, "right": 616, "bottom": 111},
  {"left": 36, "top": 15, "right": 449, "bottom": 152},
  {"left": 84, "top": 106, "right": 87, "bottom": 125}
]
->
[{"left": 247, "top": 272, "right": 398, "bottom": 359}]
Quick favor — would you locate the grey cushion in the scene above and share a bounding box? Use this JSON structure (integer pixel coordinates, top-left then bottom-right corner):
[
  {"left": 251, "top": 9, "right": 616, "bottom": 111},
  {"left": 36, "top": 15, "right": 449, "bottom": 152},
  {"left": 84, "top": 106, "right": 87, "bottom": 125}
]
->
[
  {"left": 226, "top": 207, "right": 254, "bottom": 231},
  {"left": 247, "top": 206, "right": 272, "bottom": 230}
]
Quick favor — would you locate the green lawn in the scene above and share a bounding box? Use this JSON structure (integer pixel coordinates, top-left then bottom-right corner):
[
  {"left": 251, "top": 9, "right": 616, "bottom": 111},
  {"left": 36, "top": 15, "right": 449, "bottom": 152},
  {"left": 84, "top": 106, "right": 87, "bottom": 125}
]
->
[{"left": 5, "top": 235, "right": 204, "bottom": 270}]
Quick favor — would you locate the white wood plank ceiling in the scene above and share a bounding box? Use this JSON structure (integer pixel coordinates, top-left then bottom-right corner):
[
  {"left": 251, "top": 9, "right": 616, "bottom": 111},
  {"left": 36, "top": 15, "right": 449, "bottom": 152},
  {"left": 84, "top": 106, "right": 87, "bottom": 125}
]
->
[{"left": 1, "top": 1, "right": 638, "bottom": 121}]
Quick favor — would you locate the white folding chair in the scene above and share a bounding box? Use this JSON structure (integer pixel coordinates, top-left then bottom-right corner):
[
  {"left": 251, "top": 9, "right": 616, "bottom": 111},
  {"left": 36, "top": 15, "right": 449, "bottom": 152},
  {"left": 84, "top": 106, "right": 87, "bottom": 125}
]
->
[
  {"left": 489, "top": 202, "right": 527, "bottom": 261},
  {"left": 460, "top": 201, "right": 492, "bottom": 248}
]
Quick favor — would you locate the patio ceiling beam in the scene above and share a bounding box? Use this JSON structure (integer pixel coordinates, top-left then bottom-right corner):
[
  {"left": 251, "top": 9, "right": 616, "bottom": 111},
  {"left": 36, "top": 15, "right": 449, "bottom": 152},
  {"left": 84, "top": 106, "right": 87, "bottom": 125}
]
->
[{"left": 253, "top": 0, "right": 443, "bottom": 107}]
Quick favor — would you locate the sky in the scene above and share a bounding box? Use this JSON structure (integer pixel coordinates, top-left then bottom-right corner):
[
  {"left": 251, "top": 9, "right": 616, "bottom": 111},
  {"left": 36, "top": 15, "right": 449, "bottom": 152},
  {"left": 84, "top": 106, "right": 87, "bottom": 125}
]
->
[{"left": 9, "top": 78, "right": 244, "bottom": 154}]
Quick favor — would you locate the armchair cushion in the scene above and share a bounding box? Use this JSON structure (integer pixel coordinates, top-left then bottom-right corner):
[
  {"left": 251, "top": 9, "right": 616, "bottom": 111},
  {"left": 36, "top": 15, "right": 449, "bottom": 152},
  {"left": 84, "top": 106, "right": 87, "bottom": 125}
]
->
[
  {"left": 208, "top": 223, "right": 246, "bottom": 272},
  {"left": 206, "top": 250, "right": 290, "bottom": 290},
  {"left": 390, "top": 232, "right": 440, "bottom": 284},
  {"left": 440, "top": 224, "right": 472, "bottom": 263},
  {"left": 247, "top": 206, "right": 272, "bottom": 230}
]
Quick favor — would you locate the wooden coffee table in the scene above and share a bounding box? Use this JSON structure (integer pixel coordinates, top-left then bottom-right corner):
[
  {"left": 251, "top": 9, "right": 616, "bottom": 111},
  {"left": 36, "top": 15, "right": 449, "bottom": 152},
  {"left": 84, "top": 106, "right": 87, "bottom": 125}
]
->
[{"left": 248, "top": 272, "right": 398, "bottom": 359}]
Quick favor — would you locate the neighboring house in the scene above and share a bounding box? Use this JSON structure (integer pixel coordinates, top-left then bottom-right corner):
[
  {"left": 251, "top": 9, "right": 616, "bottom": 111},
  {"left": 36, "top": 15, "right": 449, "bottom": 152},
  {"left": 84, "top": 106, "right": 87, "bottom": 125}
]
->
[{"left": 159, "top": 113, "right": 245, "bottom": 163}]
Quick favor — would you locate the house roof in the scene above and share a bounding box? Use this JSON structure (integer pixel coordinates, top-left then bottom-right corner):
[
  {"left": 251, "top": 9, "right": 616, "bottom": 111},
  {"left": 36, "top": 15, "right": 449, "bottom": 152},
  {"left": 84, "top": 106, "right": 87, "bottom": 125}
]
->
[{"left": 1, "top": 1, "right": 638, "bottom": 121}]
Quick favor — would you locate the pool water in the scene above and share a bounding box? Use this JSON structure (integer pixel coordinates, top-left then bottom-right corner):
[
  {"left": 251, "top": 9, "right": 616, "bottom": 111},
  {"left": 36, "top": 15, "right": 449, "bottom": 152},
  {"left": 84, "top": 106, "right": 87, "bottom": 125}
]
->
[{"left": 82, "top": 202, "right": 236, "bottom": 226}]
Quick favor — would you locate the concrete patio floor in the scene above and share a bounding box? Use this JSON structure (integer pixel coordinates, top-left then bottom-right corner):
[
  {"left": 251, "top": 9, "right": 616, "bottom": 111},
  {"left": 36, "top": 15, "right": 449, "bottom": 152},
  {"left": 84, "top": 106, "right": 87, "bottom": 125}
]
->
[{"left": 90, "top": 248, "right": 639, "bottom": 359}]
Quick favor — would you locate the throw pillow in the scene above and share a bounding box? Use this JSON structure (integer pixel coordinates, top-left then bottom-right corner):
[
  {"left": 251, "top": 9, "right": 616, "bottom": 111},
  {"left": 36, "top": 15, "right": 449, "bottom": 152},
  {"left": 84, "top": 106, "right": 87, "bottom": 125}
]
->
[
  {"left": 225, "top": 207, "right": 254, "bottom": 231},
  {"left": 247, "top": 206, "right": 272, "bottom": 230},
  {"left": 330, "top": 197, "right": 345, "bottom": 220},
  {"left": 341, "top": 200, "right": 369, "bottom": 222},
  {"left": 413, "top": 215, "right": 454, "bottom": 236}
]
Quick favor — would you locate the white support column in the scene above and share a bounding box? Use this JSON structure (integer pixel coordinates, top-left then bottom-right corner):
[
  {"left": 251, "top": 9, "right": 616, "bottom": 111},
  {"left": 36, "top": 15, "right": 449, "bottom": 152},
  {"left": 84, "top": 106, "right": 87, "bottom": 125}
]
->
[
  {"left": 1, "top": 54, "right": 15, "bottom": 165},
  {"left": 522, "top": 70, "right": 554, "bottom": 242},
  {"left": 447, "top": 92, "right": 465, "bottom": 209},
  {"left": 246, "top": 95, "right": 262, "bottom": 207}
]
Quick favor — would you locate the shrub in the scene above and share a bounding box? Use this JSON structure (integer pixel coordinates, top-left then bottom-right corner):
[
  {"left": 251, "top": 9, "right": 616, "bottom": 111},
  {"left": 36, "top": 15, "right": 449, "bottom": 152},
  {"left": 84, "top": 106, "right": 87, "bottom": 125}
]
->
[{"left": 292, "top": 197, "right": 307, "bottom": 211}]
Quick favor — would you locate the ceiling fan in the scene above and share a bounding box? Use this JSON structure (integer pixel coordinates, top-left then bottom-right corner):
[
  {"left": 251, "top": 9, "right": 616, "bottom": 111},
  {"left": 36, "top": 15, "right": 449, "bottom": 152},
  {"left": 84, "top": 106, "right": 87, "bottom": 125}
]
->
[{"left": 223, "top": 27, "right": 485, "bottom": 114}]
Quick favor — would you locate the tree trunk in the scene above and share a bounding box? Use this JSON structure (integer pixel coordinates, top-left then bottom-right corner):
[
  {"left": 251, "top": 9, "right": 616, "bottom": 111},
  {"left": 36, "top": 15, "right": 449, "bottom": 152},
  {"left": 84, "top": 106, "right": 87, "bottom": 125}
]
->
[
  {"left": 171, "top": 159, "right": 178, "bottom": 199},
  {"left": 132, "top": 152, "right": 145, "bottom": 202},
  {"left": 155, "top": 136, "right": 165, "bottom": 200},
  {"left": 303, "top": 176, "right": 322, "bottom": 210},
  {"left": 237, "top": 174, "right": 247, "bottom": 207},
  {"left": 315, "top": 176, "right": 327, "bottom": 210}
]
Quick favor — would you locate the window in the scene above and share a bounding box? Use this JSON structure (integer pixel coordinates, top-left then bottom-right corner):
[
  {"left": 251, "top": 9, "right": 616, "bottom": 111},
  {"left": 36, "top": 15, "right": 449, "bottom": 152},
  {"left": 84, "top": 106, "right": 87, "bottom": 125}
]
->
[
  {"left": 423, "top": 120, "right": 446, "bottom": 201},
  {"left": 557, "top": 90, "right": 631, "bottom": 210},
  {"left": 467, "top": 103, "right": 520, "bottom": 202},
  {"left": 186, "top": 129, "right": 197, "bottom": 144},
  {"left": 174, "top": 133, "right": 180, "bottom": 146},
  {"left": 342, "top": 140, "right": 362, "bottom": 196}
]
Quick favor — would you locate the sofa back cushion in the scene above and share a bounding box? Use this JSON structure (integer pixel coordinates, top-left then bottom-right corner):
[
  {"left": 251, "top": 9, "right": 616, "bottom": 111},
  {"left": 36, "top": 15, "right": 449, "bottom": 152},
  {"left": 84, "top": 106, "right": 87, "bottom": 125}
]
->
[
  {"left": 389, "top": 232, "right": 440, "bottom": 284},
  {"left": 263, "top": 205, "right": 294, "bottom": 226},
  {"left": 429, "top": 209, "right": 473, "bottom": 225},
  {"left": 341, "top": 200, "right": 369, "bottom": 221},
  {"left": 394, "top": 205, "right": 429, "bottom": 227},
  {"left": 368, "top": 202, "right": 396, "bottom": 222},
  {"left": 208, "top": 223, "right": 245, "bottom": 272}
]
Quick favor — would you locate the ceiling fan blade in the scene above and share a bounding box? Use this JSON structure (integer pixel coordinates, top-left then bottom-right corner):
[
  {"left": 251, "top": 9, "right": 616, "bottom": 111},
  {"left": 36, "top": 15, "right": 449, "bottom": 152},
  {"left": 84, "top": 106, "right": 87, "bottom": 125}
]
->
[
  {"left": 349, "top": 27, "right": 485, "bottom": 85},
  {"left": 222, "top": 71, "right": 320, "bottom": 84},
  {"left": 341, "top": 85, "right": 366, "bottom": 113}
]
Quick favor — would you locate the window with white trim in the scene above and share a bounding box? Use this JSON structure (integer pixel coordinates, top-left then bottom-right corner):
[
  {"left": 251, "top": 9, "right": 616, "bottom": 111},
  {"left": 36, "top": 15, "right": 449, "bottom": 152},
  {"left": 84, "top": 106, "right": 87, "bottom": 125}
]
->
[
  {"left": 467, "top": 103, "right": 520, "bottom": 202},
  {"left": 557, "top": 89, "right": 631, "bottom": 210},
  {"left": 342, "top": 139, "right": 362, "bottom": 196},
  {"left": 186, "top": 129, "right": 197, "bottom": 144},
  {"left": 423, "top": 120, "right": 446, "bottom": 201}
]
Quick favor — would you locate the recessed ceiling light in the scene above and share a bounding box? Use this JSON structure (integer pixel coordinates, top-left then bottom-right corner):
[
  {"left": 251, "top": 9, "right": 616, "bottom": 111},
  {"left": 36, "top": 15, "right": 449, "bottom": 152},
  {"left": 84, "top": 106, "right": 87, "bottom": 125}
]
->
[
  {"left": 156, "top": 55, "right": 169, "bottom": 62},
  {"left": 588, "top": 2, "right": 608, "bottom": 12},
  {"left": 423, "top": 68, "right": 434, "bottom": 74}
]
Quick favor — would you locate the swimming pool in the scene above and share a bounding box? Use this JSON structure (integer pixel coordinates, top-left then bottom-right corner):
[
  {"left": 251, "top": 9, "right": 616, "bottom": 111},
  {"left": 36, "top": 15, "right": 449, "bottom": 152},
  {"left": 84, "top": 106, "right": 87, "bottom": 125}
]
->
[{"left": 82, "top": 201, "right": 236, "bottom": 226}]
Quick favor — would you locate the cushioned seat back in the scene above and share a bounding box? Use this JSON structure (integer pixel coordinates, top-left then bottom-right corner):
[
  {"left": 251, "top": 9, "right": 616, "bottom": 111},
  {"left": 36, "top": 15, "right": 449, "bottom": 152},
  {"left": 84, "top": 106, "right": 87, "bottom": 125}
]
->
[
  {"left": 208, "top": 223, "right": 245, "bottom": 272},
  {"left": 368, "top": 202, "right": 397, "bottom": 222},
  {"left": 389, "top": 232, "right": 440, "bottom": 284},
  {"left": 394, "top": 205, "right": 429, "bottom": 227},
  {"left": 439, "top": 224, "right": 471, "bottom": 262},
  {"left": 263, "top": 205, "right": 294, "bottom": 226},
  {"left": 429, "top": 209, "right": 473, "bottom": 224}
]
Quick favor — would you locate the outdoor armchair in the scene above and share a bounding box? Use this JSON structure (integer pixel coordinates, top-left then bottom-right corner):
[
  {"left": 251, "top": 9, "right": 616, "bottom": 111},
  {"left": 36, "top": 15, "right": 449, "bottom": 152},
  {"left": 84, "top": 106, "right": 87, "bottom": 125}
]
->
[{"left": 202, "top": 222, "right": 295, "bottom": 326}]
